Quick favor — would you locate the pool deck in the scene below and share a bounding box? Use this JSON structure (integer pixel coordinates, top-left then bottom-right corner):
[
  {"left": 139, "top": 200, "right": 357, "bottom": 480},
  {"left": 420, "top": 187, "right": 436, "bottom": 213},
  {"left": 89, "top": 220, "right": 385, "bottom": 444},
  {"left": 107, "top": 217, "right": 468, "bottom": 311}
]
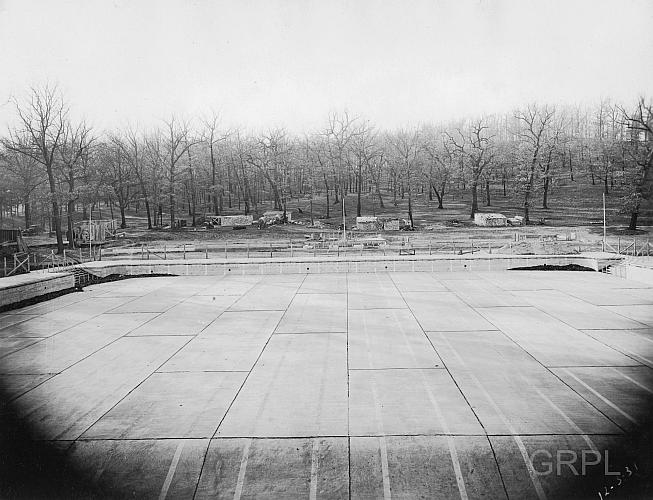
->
[{"left": 1, "top": 270, "right": 652, "bottom": 498}]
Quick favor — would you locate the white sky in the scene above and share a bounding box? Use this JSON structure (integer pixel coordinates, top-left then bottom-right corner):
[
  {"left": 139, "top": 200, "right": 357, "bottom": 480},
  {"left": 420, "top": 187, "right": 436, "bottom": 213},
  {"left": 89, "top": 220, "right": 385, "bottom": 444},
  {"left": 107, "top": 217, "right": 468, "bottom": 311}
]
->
[{"left": 0, "top": 0, "right": 651, "bottom": 133}]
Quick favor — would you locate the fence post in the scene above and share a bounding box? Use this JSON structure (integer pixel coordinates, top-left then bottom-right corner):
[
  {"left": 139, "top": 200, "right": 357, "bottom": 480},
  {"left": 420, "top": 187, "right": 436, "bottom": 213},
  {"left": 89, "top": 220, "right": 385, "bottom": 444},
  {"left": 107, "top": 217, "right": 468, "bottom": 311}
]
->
[
  {"left": 205, "top": 247, "right": 208, "bottom": 259},
  {"left": 99, "top": 247, "right": 102, "bottom": 261},
  {"left": 429, "top": 239, "right": 432, "bottom": 255},
  {"left": 633, "top": 238, "right": 637, "bottom": 256},
  {"left": 290, "top": 239, "right": 293, "bottom": 258},
  {"left": 63, "top": 248, "right": 66, "bottom": 262},
  {"left": 183, "top": 244, "right": 186, "bottom": 260},
  {"left": 27, "top": 254, "right": 30, "bottom": 272},
  {"left": 3, "top": 256, "right": 6, "bottom": 276},
  {"left": 618, "top": 237, "right": 621, "bottom": 254},
  {"left": 224, "top": 242, "right": 227, "bottom": 259},
  {"left": 164, "top": 244, "right": 167, "bottom": 260},
  {"left": 247, "top": 243, "right": 250, "bottom": 259},
  {"left": 648, "top": 238, "right": 650, "bottom": 257}
]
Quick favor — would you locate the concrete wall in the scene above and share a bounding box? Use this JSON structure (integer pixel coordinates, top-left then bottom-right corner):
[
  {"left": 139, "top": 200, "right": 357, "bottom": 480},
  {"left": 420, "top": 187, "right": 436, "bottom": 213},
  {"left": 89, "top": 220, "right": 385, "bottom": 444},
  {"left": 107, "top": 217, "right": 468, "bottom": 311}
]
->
[
  {"left": 0, "top": 272, "right": 76, "bottom": 309},
  {"left": 79, "top": 254, "right": 606, "bottom": 278}
]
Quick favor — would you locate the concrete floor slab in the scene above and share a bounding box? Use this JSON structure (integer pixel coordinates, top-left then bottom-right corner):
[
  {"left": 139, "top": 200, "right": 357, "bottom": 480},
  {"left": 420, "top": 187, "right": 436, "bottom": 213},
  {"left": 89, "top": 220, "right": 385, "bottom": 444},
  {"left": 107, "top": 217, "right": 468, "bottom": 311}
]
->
[
  {"left": 2, "top": 270, "right": 653, "bottom": 498},
  {"left": 477, "top": 272, "right": 554, "bottom": 291},
  {"left": 349, "top": 368, "right": 483, "bottom": 435},
  {"left": 83, "top": 277, "right": 176, "bottom": 297},
  {"left": 0, "top": 373, "right": 53, "bottom": 400},
  {"left": 275, "top": 293, "right": 347, "bottom": 333},
  {"left": 108, "top": 291, "right": 188, "bottom": 313},
  {"left": 348, "top": 274, "right": 407, "bottom": 309},
  {"left": 517, "top": 290, "right": 647, "bottom": 329},
  {"left": 217, "top": 333, "right": 348, "bottom": 437},
  {"left": 66, "top": 439, "right": 208, "bottom": 499},
  {"left": 127, "top": 296, "right": 236, "bottom": 336},
  {"left": 350, "top": 435, "right": 507, "bottom": 499},
  {"left": 197, "top": 276, "right": 261, "bottom": 296},
  {"left": 605, "top": 305, "right": 653, "bottom": 327},
  {"left": 562, "top": 286, "right": 653, "bottom": 306},
  {"left": 298, "top": 273, "right": 347, "bottom": 294},
  {"left": 1, "top": 312, "right": 84, "bottom": 338},
  {"left": 201, "top": 310, "right": 284, "bottom": 336},
  {"left": 478, "top": 307, "right": 637, "bottom": 366},
  {"left": 0, "top": 313, "right": 37, "bottom": 331},
  {"left": 160, "top": 331, "right": 272, "bottom": 371},
  {"left": 0, "top": 337, "right": 40, "bottom": 358},
  {"left": 229, "top": 282, "right": 301, "bottom": 311},
  {"left": 11, "top": 336, "right": 190, "bottom": 439},
  {"left": 0, "top": 321, "right": 136, "bottom": 375},
  {"left": 490, "top": 434, "right": 631, "bottom": 500},
  {"left": 442, "top": 278, "right": 530, "bottom": 307},
  {"left": 583, "top": 328, "right": 653, "bottom": 368},
  {"left": 428, "top": 330, "right": 624, "bottom": 435},
  {"left": 82, "top": 371, "right": 246, "bottom": 439},
  {"left": 348, "top": 308, "right": 442, "bottom": 369},
  {"left": 389, "top": 272, "right": 447, "bottom": 292},
  {"left": 403, "top": 291, "right": 497, "bottom": 331},
  {"left": 551, "top": 366, "right": 653, "bottom": 432},
  {"left": 195, "top": 437, "right": 349, "bottom": 499}
]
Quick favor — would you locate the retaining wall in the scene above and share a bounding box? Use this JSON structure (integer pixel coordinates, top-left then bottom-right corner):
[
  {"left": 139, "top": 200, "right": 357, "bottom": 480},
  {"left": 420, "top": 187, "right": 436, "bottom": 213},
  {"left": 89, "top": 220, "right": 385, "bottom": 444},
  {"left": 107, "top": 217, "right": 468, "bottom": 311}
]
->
[{"left": 0, "top": 272, "right": 76, "bottom": 309}]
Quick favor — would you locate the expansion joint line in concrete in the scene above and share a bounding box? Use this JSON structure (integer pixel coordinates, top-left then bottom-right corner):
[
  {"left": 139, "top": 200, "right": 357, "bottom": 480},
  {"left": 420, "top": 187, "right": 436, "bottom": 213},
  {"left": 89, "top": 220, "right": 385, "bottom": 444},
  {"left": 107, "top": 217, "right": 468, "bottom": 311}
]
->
[
  {"left": 345, "top": 272, "right": 352, "bottom": 500},
  {"left": 472, "top": 301, "right": 632, "bottom": 436},
  {"left": 608, "top": 367, "right": 653, "bottom": 395},
  {"left": 388, "top": 273, "right": 487, "bottom": 500},
  {"left": 193, "top": 281, "right": 297, "bottom": 498},
  {"left": 430, "top": 329, "right": 546, "bottom": 500},
  {"left": 561, "top": 369, "right": 638, "bottom": 425}
]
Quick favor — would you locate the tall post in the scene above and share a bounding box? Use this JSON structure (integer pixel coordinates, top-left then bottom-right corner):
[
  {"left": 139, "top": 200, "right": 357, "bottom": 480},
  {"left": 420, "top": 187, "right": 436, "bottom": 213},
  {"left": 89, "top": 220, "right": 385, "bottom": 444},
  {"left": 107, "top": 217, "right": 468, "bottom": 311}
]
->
[
  {"left": 89, "top": 203, "right": 92, "bottom": 261},
  {"left": 602, "top": 192, "right": 606, "bottom": 251},
  {"left": 342, "top": 198, "right": 346, "bottom": 242}
]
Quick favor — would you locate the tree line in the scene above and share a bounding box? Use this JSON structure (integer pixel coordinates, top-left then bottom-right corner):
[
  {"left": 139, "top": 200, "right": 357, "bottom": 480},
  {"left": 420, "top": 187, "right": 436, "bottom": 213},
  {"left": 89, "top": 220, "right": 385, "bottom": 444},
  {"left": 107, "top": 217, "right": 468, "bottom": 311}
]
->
[{"left": 1, "top": 85, "right": 651, "bottom": 253}]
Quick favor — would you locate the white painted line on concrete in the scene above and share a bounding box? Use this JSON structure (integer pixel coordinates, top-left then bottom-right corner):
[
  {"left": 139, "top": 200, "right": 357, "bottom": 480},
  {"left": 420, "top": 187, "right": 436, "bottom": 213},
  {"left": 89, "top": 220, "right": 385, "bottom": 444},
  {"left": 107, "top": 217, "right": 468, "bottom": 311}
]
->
[
  {"left": 562, "top": 369, "right": 638, "bottom": 425},
  {"left": 159, "top": 441, "right": 185, "bottom": 500},
  {"left": 419, "top": 370, "right": 468, "bottom": 500},
  {"left": 610, "top": 367, "right": 653, "bottom": 394},
  {"left": 378, "top": 435, "right": 392, "bottom": 500},
  {"left": 310, "top": 438, "right": 319, "bottom": 500},
  {"left": 233, "top": 438, "right": 252, "bottom": 500},
  {"left": 531, "top": 384, "right": 598, "bottom": 452},
  {"left": 436, "top": 332, "right": 547, "bottom": 500},
  {"left": 367, "top": 365, "right": 392, "bottom": 500}
]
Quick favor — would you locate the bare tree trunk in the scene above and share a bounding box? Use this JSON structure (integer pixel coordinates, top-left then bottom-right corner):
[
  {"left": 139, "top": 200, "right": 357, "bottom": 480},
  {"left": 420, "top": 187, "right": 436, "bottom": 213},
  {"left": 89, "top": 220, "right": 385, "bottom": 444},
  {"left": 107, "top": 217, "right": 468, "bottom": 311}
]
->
[
  {"left": 470, "top": 182, "right": 478, "bottom": 218},
  {"left": 323, "top": 173, "right": 330, "bottom": 218},
  {"left": 485, "top": 179, "right": 491, "bottom": 206}
]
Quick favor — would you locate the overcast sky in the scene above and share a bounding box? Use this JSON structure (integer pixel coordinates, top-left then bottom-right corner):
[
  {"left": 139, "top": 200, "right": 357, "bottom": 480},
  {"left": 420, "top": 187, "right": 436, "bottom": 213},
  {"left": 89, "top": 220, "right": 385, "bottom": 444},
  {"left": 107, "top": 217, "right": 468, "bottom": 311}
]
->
[{"left": 1, "top": 0, "right": 651, "bottom": 133}]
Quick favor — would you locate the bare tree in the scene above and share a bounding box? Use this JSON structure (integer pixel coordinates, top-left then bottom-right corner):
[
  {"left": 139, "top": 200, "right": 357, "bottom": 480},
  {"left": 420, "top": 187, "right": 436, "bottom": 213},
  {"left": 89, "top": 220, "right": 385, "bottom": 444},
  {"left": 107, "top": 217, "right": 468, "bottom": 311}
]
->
[
  {"left": 3, "top": 85, "right": 68, "bottom": 252},
  {"left": 58, "top": 120, "right": 94, "bottom": 247},
  {"left": 162, "top": 116, "right": 198, "bottom": 227},
  {"left": 514, "top": 105, "right": 555, "bottom": 222},
  {"left": 2, "top": 133, "right": 46, "bottom": 228},
  {"left": 201, "top": 112, "right": 231, "bottom": 216},
  {"left": 390, "top": 128, "right": 421, "bottom": 228},
  {"left": 445, "top": 119, "right": 496, "bottom": 219},
  {"left": 618, "top": 98, "right": 653, "bottom": 230}
]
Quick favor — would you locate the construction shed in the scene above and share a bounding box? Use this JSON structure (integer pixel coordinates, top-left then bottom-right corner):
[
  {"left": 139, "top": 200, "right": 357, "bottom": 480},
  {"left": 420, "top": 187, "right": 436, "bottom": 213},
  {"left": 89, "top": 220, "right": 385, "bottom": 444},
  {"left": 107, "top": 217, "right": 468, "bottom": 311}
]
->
[
  {"left": 73, "top": 220, "right": 117, "bottom": 244},
  {"left": 381, "top": 218, "right": 401, "bottom": 231},
  {"left": 474, "top": 213, "right": 507, "bottom": 227},
  {"left": 263, "top": 211, "right": 292, "bottom": 223},
  {"left": 219, "top": 215, "right": 254, "bottom": 228},
  {"left": 356, "top": 216, "right": 379, "bottom": 231}
]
